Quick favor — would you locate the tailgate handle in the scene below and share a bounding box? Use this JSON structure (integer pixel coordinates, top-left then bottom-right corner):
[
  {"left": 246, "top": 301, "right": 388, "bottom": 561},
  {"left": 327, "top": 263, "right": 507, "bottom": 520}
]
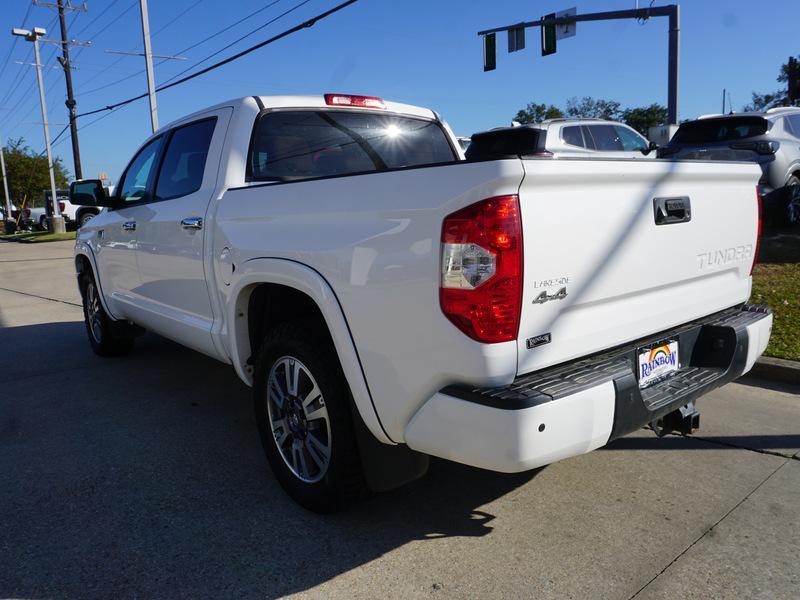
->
[{"left": 654, "top": 196, "right": 691, "bottom": 225}]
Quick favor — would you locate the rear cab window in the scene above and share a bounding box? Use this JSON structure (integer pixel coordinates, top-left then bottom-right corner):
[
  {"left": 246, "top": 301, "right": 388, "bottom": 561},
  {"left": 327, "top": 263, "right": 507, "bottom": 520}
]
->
[
  {"left": 248, "top": 110, "right": 456, "bottom": 182},
  {"left": 672, "top": 117, "right": 769, "bottom": 144}
]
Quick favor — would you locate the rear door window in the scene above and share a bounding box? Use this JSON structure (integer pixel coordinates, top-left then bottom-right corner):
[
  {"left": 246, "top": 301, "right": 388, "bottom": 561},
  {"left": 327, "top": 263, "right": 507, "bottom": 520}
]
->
[
  {"left": 561, "top": 126, "right": 585, "bottom": 147},
  {"left": 585, "top": 125, "right": 624, "bottom": 151},
  {"left": 248, "top": 110, "right": 456, "bottom": 181},
  {"left": 155, "top": 118, "right": 216, "bottom": 200}
]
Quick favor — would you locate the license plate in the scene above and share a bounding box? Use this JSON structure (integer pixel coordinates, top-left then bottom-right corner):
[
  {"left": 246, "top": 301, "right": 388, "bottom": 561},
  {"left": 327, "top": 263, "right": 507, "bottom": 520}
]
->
[{"left": 637, "top": 340, "right": 679, "bottom": 388}]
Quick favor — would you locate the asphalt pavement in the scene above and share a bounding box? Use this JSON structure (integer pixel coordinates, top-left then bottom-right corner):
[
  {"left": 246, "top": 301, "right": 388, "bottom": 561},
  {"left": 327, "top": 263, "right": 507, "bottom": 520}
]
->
[{"left": 1, "top": 240, "right": 798, "bottom": 599}]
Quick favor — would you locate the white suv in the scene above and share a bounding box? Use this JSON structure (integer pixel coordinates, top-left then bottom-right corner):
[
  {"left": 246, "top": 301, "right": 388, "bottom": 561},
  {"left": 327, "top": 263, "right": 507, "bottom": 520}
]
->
[{"left": 469, "top": 118, "right": 656, "bottom": 160}]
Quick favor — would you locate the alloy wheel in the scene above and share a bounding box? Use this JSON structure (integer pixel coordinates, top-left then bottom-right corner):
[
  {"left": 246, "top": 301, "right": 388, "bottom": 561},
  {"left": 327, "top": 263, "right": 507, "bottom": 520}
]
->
[{"left": 266, "top": 356, "right": 332, "bottom": 483}]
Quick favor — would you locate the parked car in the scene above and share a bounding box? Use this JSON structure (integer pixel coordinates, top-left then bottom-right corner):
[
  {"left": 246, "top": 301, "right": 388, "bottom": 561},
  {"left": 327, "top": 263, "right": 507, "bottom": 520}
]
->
[
  {"left": 659, "top": 107, "right": 800, "bottom": 226},
  {"left": 70, "top": 93, "right": 771, "bottom": 512},
  {"left": 45, "top": 188, "right": 102, "bottom": 229},
  {"left": 470, "top": 118, "right": 656, "bottom": 160},
  {"left": 0, "top": 202, "right": 16, "bottom": 221},
  {"left": 19, "top": 206, "right": 47, "bottom": 231}
]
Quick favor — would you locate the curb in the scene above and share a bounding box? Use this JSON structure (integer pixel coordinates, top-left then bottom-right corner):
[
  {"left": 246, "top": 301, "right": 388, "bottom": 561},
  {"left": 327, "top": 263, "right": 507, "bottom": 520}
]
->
[
  {"left": 0, "top": 236, "right": 75, "bottom": 244},
  {"left": 745, "top": 356, "right": 800, "bottom": 386}
]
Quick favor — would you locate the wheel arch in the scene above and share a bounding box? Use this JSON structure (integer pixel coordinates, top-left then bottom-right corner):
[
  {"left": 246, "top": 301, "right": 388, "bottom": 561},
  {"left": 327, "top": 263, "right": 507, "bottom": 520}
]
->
[
  {"left": 74, "top": 245, "right": 118, "bottom": 320},
  {"left": 75, "top": 207, "right": 99, "bottom": 224},
  {"left": 227, "top": 258, "right": 394, "bottom": 445}
]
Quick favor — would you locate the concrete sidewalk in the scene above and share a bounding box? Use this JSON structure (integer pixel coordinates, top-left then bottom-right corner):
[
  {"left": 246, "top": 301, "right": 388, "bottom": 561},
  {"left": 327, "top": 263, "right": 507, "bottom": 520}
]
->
[{"left": 1, "top": 240, "right": 798, "bottom": 599}]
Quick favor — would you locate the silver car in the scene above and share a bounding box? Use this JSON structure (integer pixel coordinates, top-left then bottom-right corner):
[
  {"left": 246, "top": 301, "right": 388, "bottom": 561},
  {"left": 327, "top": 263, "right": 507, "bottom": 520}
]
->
[
  {"left": 527, "top": 118, "right": 656, "bottom": 159},
  {"left": 660, "top": 107, "right": 800, "bottom": 195},
  {"left": 464, "top": 118, "right": 656, "bottom": 162}
]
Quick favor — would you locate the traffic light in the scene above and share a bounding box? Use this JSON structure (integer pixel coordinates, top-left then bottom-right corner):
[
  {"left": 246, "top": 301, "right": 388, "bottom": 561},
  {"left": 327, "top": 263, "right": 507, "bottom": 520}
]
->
[
  {"left": 541, "top": 13, "right": 556, "bottom": 56},
  {"left": 483, "top": 33, "right": 496, "bottom": 72}
]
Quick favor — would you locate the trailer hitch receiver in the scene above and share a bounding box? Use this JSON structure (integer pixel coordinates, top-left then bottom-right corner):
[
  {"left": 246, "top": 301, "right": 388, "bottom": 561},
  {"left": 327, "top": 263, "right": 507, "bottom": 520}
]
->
[{"left": 651, "top": 401, "right": 700, "bottom": 437}]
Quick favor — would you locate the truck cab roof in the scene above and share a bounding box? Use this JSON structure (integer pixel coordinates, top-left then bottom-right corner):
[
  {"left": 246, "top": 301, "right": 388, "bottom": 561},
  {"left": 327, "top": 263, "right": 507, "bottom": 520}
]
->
[{"left": 158, "top": 94, "right": 439, "bottom": 135}]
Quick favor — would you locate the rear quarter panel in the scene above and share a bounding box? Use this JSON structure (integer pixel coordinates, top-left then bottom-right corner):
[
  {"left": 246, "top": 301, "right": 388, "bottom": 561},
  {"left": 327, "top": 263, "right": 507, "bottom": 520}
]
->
[{"left": 214, "top": 160, "right": 525, "bottom": 441}]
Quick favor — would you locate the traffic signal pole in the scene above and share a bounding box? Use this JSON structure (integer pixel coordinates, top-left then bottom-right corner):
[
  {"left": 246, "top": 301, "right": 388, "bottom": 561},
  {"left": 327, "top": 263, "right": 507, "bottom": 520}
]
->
[{"left": 478, "top": 4, "right": 681, "bottom": 124}]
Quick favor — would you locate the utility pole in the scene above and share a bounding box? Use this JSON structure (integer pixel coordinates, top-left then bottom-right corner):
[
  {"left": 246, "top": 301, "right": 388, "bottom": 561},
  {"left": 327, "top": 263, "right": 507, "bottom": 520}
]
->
[
  {"left": 11, "top": 27, "right": 64, "bottom": 234},
  {"left": 58, "top": 0, "right": 83, "bottom": 179},
  {"left": 478, "top": 4, "right": 681, "bottom": 125},
  {"left": 139, "top": 0, "right": 159, "bottom": 132},
  {"left": 34, "top": 1, "right": 88, "bottom": 180},
  {"left": 0, "top": 135, "right": 12, "bottom": 229}
]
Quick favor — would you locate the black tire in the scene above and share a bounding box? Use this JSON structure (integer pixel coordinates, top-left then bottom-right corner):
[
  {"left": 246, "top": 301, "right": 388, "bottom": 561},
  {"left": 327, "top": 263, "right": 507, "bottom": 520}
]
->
[
  {"left": 253, "top": 321, "right": 365, "bottom": 513},
  {"left": 79, "top": 271, "right": 134, "bottom": 357},
  {"left": 39, "top": 216, "right": 48, "bottom": 231},
  {"left": 78, "top": 211, "right": 96, "bottom": 228}
]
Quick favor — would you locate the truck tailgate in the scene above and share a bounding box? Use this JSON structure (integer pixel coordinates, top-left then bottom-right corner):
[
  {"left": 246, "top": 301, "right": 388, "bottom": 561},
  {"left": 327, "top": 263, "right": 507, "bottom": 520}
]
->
[{"left": 516, "top": 158, "right": 761, "bottom": 376}]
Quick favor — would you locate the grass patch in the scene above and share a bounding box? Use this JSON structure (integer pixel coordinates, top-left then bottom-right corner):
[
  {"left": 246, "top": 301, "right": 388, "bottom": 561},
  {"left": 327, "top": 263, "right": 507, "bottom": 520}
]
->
[
  {"left": 0, "top": 230, "right": 76, "bottom": 243},
  {"left": 750, "top": 263, "right": 800, "bottom": 362}
]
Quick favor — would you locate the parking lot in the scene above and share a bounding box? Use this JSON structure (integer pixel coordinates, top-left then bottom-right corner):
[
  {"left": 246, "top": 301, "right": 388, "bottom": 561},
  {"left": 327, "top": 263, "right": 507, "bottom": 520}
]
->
[{"left": 0, "top": 239, "right": 798, "bottom": 599}]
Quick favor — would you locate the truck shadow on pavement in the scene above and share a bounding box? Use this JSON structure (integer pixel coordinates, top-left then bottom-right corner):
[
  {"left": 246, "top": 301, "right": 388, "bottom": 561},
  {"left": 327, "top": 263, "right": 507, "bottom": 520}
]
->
[{"left": 0, "top": 322, "right": 537, "bottom": 598}]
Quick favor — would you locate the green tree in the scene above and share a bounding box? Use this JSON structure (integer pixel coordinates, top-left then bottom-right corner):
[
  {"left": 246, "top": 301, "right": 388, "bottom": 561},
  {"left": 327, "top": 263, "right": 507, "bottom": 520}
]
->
[
  {"left": 743, "top": 54, "right": 800, "bottom": 111},
  {"left": 621, "top": 103, "right": 668, "bottom": 135},
  {"left": 565, "top": 96, "right": 622, "bottom": 120},
  {"left": 3, "top": 138, "right": 69, "bottom": 208},
  {"left": 514, "top": 102, "right": 564, "bottom": 124}
]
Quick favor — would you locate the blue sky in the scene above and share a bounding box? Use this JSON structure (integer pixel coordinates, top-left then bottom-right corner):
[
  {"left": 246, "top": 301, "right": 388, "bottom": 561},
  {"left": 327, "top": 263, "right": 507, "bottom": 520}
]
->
[{"left": 0, "top": 0, "right": 798, "bottom": 182}]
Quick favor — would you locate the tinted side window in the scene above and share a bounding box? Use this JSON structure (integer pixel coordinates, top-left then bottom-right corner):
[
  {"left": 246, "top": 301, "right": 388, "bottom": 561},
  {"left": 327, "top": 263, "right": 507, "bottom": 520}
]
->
[
  {"left": 585, "top": 125, "right": 623, "bottom": 151},
  {"left": 561, "top": 126, "right": 584, "bottom": 147},
  {"left": 614, "top": 125, "right": 648, "bottom": 151},
  {"left": 155, "top": 119, "right": 216, "bottom": 200},
  {"left": 118, "top": 136, "right": 162, "bottom": 203},
  {"left": 249, "top": 110, "right": 456, "bottom": 181},
  {"left": 788, "top": 115, "right": 800, "bottom": 139}
]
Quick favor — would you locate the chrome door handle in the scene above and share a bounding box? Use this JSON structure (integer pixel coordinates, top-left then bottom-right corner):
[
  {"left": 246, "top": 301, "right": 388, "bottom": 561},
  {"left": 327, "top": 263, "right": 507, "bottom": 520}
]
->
[
  {"left": 181, "top": 217, "right": 203, "bottom": 230},
  {"left": 122, "top": 221, "right": 136, "bottom": 231}
]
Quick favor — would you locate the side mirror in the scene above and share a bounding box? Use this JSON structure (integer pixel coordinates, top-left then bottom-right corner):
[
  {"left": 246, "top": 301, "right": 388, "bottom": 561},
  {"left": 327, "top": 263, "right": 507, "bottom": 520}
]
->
[
  {"left": 642, "top": 141, "right": 658, "bottom": 156},
  {"left": 69, "top": 179, "right": 114, "bottom": 207}
]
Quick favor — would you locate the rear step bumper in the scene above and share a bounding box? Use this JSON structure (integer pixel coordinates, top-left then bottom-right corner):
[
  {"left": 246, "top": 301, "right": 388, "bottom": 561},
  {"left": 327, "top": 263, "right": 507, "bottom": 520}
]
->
[{"left": 404, "top": 304, "right": 772, "bottom": 473}]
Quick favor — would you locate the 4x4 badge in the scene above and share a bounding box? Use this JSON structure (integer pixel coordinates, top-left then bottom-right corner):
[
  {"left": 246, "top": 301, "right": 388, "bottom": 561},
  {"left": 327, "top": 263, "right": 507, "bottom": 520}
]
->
[{"left": 533, "top": 287, "right": 567, "bottom": 304}]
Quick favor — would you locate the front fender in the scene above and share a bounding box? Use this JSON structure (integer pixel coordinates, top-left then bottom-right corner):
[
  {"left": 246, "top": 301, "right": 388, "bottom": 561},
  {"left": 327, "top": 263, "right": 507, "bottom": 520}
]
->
[{"left": 225, "top": 257, "right": 394, "bottom": 445}]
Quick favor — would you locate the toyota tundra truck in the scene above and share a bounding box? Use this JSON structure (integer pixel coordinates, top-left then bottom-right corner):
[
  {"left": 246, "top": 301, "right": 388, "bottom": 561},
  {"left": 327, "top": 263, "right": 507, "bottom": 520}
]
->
[{"left": 69, "top": 94, "right": 772, "bottom": 512}]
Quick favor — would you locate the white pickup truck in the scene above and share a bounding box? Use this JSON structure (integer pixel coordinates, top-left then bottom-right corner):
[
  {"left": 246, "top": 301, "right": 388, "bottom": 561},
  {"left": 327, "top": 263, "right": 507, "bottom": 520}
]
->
[{"left": 70, "top": 94, "right": 772, "bottom": 512}]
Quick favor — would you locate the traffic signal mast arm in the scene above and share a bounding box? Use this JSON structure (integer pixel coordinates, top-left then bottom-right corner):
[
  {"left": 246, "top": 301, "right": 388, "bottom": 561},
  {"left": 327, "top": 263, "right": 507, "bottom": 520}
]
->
[{"left": 478, "top": 4, "right": 680, "bottom": 125}]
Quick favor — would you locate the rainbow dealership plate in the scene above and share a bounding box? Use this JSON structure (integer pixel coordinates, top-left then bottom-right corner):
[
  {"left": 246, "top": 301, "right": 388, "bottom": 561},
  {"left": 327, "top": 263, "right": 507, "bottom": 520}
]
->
[{"left": 637, "top": 341, "right": 679, "bottom": 389}]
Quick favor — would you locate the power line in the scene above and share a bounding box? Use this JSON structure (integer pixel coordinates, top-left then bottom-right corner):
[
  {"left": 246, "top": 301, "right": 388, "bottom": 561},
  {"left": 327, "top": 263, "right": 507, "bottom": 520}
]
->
[
  {"left": 0, "top": 15, "right": 59, "bottom": 114},
  {"left": 75, "top": 0, "right": 201, "bottom": 95},
  {"left": 71, "top": 0, "right": 125, "bottom": 39},
  {"left": 76, "top": 0, "right": 359, "bottom": 119},
  {"left": 0, "top": 2, "right": 34, "bottom": 82},
  {"left": 79, "top": 0, "right": 281, "bottom": 96},
  {"left": 160, "top": 0, "right": 309, "bottom": 86},
  {"left": 69, "top": 0, "right": 141, "bottom": 90},
  {"left": 0, "top": 15, "right": 68, "bottom": 132}
]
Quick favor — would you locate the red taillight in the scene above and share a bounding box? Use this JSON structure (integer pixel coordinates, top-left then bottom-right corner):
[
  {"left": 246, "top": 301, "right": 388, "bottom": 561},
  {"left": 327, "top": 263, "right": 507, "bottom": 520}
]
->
[
  {"left": 751, "top": 185, "right": 762, "bottom": 276},
  {"left": 324, "top": 93, "right": 386, "bottom": 110},
  {"left": 58, "top": 201, "right": 65, "bottom": 212},
  {"left": 440, "top": 195, "right": 523, "bottom": 343}
]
